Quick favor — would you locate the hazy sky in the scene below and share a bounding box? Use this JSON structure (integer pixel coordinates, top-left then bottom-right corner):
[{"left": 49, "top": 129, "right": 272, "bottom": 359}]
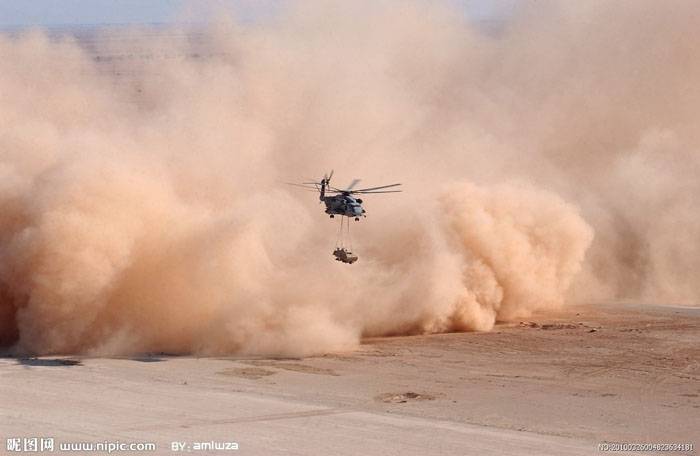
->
[{"left": 0, "top": 0, "right": 515, "bottom": 27}]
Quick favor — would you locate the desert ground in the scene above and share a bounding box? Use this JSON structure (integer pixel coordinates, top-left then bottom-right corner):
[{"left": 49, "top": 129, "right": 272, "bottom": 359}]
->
[{"left": 2, "top": 302, "right": 698, "bottom": 455}]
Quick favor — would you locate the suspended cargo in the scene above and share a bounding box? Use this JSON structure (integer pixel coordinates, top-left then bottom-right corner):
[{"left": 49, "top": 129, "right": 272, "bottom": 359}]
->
[{"left": 333, "top": 247, "right": 358, "bottom": 264}]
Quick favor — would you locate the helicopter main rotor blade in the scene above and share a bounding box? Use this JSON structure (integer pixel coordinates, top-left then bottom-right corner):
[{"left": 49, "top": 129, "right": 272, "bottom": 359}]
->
[
  {"left": 344, "top": 179, "right": 361, "bottom": 191},
  {"left": 352, "top": 190, "right": 402, "bottom": 194},
  {"left": 286, "top": 182, "right": 320, "bottom": 190},
  {"left": 352, "top": 183, "right": 402, "bottom": 192}
]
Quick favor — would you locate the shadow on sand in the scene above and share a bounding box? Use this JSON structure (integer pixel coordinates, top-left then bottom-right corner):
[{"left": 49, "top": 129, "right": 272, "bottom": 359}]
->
[
  {"left": 17, "top": 358, "right": 83, "bottom": 367},
  {"left": 129, "top": 355, "right": 167, "bottom": 363},
  {"left": 9, "top": 355, "right": 169, "bottom": 366}
]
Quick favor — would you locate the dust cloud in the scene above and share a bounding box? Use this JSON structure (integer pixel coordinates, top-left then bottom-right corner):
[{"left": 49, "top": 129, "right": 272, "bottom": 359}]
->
[{"left": 0, "top": 1, "right": 697, "bottom": 355}]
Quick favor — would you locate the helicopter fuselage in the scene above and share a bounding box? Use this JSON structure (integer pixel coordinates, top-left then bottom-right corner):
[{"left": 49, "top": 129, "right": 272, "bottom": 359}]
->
[{"left": 323, "top": 194, "right": 366, "bottom": 219}]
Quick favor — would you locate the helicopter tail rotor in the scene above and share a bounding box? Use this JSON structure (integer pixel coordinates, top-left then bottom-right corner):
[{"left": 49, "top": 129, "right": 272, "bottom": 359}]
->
[
  {"left": 322, "top": 169, "right": 334, "bottom": 185},
  {"left": 319, "top": 170, "right": 333, "bottom": 201}
]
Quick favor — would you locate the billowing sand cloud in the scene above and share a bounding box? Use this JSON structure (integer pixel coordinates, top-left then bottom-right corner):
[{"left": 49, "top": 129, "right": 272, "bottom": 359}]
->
[{"left": 0, "top": 0, "right": 697, "bottom": 355}]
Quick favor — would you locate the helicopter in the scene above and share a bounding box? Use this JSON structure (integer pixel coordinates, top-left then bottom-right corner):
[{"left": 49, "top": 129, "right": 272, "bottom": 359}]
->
[{"left": 288, "top": 170, "right": 402, "bottom": 221}]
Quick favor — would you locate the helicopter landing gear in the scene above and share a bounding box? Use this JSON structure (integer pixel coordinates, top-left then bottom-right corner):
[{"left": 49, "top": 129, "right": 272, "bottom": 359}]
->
[
  {"left": 329, "top": 214, "right": 334, "bottom": 218},
  {"left": 354, "top": 217, "right": 359, "bottom": 221}
]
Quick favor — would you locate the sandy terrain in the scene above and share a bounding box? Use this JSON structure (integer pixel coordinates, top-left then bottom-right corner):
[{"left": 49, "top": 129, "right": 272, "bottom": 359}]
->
[{"left": 2, "top": 302, "right": 698, "bottom": 455}]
